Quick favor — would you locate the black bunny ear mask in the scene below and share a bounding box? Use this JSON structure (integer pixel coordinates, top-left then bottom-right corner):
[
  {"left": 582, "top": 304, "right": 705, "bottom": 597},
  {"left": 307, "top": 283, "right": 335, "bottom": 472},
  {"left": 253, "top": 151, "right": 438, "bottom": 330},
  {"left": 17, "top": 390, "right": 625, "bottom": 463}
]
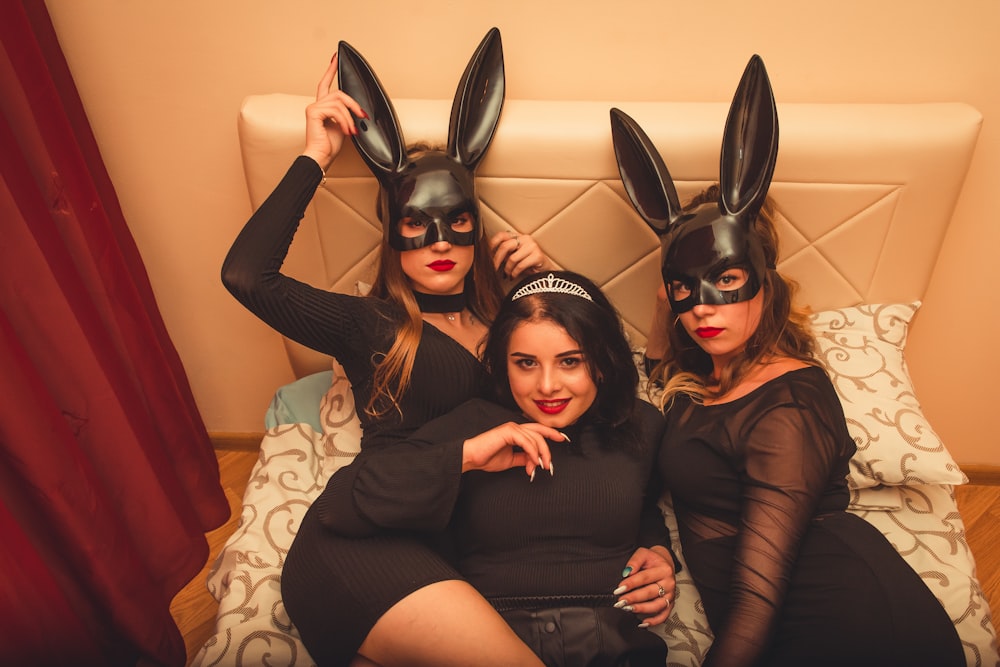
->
[
  {"left": 611, "top": 55, "right": 778, "bottom": 313},
  {"left": 337, "top": 28, "right": 505, "bottom": 251}
]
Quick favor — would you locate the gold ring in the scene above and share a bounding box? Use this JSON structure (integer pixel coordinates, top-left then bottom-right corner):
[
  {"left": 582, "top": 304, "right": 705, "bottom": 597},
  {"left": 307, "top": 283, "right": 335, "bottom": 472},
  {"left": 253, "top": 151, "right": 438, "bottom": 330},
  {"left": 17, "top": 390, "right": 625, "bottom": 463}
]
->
[{"left": 657, "top": 586, "right": 666, "bottom": 598}]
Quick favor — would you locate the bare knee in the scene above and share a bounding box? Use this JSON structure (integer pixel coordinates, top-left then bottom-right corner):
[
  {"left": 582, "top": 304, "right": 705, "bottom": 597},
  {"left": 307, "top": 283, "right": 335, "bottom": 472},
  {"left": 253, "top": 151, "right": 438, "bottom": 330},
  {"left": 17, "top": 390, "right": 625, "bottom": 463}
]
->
[{"left": 358, "top": 580, "right": 542, "bottom": 667}]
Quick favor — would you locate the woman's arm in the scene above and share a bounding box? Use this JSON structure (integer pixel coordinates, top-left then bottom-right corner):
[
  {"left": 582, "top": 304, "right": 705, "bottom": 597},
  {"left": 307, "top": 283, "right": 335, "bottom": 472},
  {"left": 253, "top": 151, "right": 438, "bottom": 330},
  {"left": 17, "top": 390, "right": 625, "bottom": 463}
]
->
[
  {"left": 315, "top": 428, "right": 467, "bottom": 537},
  {"left": 220, "top": 156, "right": 379, "bottom": 359},
  {"left": 221, "top": 58, "right": 375, "bottom": 360},
  {"left": 315, "top": 401, "right": 559, "bottom": 537},
  {"left": 703, "top": 401, "right": 841, "bottom": 667},
  {"left": 613, "top": 404, "right": 677, "bottom": 627}
]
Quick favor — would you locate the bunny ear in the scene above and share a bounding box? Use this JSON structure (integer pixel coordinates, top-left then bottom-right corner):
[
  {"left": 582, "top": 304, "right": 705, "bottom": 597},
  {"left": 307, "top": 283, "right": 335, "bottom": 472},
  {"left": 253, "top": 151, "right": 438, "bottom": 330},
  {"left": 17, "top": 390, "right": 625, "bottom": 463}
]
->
[
  {"left": 610, "top": 108, "right": 682, "bottom": 235},
  {"left": 447, "top": 27, "right": 505, "bottom": 170},
  {"left": 719, "top": 55, "right": 778, "bottom": 219},
  {"left": 337, "top": 40, "right": 408, "bottom": 178}
]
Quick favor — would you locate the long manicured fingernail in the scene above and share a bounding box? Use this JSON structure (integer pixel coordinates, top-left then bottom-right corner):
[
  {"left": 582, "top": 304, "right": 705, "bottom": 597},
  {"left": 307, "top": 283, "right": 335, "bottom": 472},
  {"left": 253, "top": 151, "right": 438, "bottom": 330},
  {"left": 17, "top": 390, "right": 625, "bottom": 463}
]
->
[
  {"left": 637, "top": 622, "right": 650, "bottom": 629},
  {"left": 613, "top": 585, "right": 627, "bottom": 595},
  {"left": 530, "top": 468, "right": 536, "bottom": 483},
  {"left": 622, "top": 566, "right": 633, "bottom": 577},
  {"left": 614, "top": 599, "right": 628, "bottom": 609},
  {"left": 549, "top": 461, "right": 555, "bottom": 477},
  {"left": 559, "top": 431, "right": 571, "bottom": 442}
]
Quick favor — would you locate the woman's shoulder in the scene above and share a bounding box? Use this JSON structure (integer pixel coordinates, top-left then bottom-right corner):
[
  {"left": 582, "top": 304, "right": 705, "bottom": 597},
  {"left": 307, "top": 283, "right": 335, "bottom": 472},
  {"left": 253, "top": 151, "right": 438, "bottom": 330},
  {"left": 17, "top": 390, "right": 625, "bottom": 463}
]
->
[
  {"left": 705, "top": 361, "right": 824, "bottom": 405},
  {"left": 733, "top": 365, "right": 844, "bottom": 424},
  {"left": 767, "top": 363, "right": 832, "bottom": 392},
  {"left": 630, "top": 397, "right": 668, "bottom": 444},
  {"left": 634, "top": 397, "right": 666, "bottom": 422}
]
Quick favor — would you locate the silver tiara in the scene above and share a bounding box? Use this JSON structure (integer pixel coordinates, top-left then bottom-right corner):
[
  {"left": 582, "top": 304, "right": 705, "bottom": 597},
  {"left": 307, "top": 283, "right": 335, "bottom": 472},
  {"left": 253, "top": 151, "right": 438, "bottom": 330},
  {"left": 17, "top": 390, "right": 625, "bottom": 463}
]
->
[{"left": 510, "top": 273, "right": 594, "bottom": 302}]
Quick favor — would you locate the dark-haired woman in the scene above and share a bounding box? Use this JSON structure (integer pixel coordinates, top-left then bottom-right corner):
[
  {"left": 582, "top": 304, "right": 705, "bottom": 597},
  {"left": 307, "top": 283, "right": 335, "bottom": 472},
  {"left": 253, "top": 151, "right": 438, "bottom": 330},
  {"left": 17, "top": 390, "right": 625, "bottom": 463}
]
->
[{"left": 320, "top": 271, "right": 675, "bottom": 667}]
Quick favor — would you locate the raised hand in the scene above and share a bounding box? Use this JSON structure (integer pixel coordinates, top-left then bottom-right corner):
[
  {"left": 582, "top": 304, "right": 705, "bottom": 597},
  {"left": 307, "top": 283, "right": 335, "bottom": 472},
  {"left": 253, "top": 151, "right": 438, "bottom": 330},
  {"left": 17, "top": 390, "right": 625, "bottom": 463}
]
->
[
  {"left": 489, "top": 230, "right": 551, "bottom": 280},
  {"left": 302, "top": 53, "right": 367, "bottom": 171}
]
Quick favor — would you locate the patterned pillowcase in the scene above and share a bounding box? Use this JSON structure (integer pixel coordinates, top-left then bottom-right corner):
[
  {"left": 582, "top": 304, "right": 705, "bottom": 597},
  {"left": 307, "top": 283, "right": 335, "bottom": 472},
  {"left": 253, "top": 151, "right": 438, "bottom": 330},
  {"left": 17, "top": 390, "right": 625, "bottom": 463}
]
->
[{"left": 811, "top": 303, "right": 967, "bottom": 489}]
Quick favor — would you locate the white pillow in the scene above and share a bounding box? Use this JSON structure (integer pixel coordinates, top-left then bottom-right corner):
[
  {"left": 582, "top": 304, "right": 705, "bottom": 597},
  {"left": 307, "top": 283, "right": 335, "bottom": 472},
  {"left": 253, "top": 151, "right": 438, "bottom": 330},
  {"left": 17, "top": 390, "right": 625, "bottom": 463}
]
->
[{"left": 811, "top": 303, "right": 967, "bottom": 490}]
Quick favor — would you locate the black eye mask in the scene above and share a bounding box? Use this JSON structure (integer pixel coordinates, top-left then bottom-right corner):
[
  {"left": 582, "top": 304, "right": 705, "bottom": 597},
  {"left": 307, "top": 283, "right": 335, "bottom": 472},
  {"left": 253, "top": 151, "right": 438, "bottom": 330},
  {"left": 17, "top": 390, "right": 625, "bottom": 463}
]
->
[
  {"left": 611, "top": 55, "right": 779, "bottom": 315},
  {"left": 339, "top": 28, "right": 504, "bottom": 253},
  {"left": 382, "top": 153, "right": 479, "bottom": 250},
  {"left": 661, "top": 206, "right": 767, "bottom": 313}
]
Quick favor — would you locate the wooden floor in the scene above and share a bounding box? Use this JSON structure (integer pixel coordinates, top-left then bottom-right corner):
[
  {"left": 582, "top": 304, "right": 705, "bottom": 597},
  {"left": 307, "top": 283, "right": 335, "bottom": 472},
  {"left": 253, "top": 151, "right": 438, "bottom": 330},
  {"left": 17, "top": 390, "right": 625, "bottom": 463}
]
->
[
  {"left": 170, "top": 448, "right": 260, "bottom": 666},
  {"left": 171, "top": 448, "right": 1000, "bottom": 666}
]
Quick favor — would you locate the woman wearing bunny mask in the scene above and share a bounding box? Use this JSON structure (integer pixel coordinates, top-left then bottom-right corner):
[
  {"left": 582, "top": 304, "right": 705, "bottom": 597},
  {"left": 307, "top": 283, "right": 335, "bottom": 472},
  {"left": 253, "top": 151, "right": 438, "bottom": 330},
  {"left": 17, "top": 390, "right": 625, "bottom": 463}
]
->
[
  {"left": 223, "top": 29, "right": 558, "bottom": 667},
  {"left": 612, "top": 56, "right": 964, "bottom": 667}
]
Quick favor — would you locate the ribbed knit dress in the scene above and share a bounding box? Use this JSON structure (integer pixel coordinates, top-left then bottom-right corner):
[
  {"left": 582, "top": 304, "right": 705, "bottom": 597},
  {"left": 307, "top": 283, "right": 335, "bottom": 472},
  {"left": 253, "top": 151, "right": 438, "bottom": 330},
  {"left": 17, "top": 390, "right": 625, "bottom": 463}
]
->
[
  {"left": 318, "top": 398, "right": 669, "bottom": 599},
  {"left": 222, "top": 156, "right": 491, "bottom": 665},
  {"left": 317, "top": 397, "right": 670, "bottom": 665}
]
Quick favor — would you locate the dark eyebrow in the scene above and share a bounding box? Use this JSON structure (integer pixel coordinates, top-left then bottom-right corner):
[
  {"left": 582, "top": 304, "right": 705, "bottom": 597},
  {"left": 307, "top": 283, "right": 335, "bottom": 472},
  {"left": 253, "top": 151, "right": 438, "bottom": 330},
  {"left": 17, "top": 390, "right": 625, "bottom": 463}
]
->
[{"left": 509, "top": 350, "right": 584, "bottom": 358}]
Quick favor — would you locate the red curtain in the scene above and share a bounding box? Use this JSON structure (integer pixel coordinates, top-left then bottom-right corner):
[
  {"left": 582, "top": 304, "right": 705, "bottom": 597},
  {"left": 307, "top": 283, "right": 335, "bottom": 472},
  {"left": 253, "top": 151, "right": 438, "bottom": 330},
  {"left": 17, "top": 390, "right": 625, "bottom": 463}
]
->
[{"left": 0, "top": 2, "right": 230, "bottom": 665}]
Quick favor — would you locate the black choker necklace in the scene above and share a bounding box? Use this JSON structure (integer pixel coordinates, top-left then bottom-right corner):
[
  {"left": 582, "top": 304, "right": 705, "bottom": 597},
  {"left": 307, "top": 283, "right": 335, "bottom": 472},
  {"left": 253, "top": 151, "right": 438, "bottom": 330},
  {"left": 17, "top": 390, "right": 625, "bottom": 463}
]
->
[{"left": 413, "top": 291, "right": 467, "bottom": 314}]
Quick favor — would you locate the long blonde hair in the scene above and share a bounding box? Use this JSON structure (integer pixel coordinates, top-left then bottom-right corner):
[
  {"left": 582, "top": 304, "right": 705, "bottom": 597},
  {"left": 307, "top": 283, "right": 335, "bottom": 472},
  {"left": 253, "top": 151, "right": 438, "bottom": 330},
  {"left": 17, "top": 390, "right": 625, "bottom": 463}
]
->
[
  {"left": 650, "top": 187, "right": 818, "bottom": 409},
  {"left": 364, "top": 144, "right": 503, "bottom": 417}
]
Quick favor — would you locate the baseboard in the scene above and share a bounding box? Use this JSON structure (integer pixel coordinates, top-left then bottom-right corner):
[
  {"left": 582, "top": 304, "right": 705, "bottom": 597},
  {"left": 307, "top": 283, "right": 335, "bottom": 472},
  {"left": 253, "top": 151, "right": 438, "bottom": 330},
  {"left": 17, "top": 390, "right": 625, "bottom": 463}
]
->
[
  {"left": 210, "top": 432, "right": 263, "bottom": 451},
  {"left": 962, "top": 465, "right": 1000, "bottom": 486}
]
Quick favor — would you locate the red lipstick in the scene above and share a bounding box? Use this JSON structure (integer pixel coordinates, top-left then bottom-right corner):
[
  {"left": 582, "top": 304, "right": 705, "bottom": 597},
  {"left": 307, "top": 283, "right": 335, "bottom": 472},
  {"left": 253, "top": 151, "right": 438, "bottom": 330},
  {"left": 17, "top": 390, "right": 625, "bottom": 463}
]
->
[
  {"left": 428, "top": 260, "right": 456, "bottom": 272},
  {"left": 696, "top": 327, "right": 723, "bottom": 339},
  {"left": 534, "top": 399, "right": 569, "bottom": 415}
]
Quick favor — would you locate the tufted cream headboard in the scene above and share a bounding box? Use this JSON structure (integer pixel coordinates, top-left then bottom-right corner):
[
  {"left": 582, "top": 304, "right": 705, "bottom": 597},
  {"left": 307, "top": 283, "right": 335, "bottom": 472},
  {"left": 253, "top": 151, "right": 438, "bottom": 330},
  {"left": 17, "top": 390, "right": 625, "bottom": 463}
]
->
[{"left": 238, "top": 94, "right": 981, "bottom": 378}]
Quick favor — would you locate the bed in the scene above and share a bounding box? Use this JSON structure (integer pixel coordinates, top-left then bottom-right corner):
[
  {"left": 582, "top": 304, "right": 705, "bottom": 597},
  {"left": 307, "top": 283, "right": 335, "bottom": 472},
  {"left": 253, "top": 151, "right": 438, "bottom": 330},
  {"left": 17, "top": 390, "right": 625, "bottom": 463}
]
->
[{"left": 192, "top": 95, "right": 998, "bottom": 666}]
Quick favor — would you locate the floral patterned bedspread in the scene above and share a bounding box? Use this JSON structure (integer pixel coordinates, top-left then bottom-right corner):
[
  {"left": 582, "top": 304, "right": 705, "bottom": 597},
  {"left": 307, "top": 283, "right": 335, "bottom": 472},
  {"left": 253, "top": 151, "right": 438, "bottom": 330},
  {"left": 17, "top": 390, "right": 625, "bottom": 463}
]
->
[{"left": 192, "top": 363, "right": 999, "bottom": 667}]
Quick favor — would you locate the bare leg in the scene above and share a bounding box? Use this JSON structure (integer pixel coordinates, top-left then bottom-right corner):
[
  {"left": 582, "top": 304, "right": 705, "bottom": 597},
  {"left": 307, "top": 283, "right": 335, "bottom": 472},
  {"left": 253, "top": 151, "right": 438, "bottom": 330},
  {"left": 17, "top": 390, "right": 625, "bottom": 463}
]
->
[{"left": 357, "top": 580, "right": 543, "bottom": 667}]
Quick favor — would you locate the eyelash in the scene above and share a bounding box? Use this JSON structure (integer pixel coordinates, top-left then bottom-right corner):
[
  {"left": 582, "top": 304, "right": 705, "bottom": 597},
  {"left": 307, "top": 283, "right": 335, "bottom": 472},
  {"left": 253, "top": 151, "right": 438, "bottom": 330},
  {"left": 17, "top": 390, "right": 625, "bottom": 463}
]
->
[
  {"left": 404, "top": 214, "right": 471, "bottom": 228},
  {"left": 513, "top": 357, "right": 583, "bottom": 369}
]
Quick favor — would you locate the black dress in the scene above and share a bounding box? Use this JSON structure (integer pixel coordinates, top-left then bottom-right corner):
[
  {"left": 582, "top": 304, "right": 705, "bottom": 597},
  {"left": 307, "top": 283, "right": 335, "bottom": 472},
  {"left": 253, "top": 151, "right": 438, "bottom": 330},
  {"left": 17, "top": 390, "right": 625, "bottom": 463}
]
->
[
  {"left": 659, "top": 365, "right": 964, "bottom": 667},
  {"left": 320, "top": 397, "right": 671, "bottom": 666},
  {"left": 222, "top": 156, "right": 490, "bottom": 665}
]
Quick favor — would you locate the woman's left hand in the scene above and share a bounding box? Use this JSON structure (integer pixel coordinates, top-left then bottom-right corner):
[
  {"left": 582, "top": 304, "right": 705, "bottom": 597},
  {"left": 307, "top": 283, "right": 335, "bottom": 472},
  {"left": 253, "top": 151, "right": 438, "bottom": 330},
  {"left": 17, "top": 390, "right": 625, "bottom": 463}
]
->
[
  {"left": 489, "top": 230, "right": 551, "bottom": 280},
  {"left": 613, "top": 546, "right": 676, "bottom": 627}
]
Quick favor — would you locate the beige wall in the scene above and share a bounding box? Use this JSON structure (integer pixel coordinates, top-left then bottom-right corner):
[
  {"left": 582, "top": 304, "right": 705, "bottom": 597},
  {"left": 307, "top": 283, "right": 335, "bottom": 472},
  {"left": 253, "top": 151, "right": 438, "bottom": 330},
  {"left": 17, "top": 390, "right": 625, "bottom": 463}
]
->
[{"left": 44, "top": 0, "right": 999, "bottom": 465}]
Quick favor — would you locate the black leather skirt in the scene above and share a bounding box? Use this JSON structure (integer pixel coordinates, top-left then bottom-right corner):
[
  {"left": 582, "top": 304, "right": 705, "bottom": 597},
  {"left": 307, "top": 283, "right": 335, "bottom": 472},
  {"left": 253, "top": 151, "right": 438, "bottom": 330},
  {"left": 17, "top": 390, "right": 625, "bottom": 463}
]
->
[{"left": 498, "top": 602, "right": 667, "bottom": 667}]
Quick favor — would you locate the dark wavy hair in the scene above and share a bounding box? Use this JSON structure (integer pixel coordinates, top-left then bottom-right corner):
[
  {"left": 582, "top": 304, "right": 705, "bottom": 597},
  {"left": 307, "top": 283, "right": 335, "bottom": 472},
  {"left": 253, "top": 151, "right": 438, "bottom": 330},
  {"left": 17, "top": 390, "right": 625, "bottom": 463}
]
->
[{"left": 481, "top": 271, "right": 638, "bottom": 433}]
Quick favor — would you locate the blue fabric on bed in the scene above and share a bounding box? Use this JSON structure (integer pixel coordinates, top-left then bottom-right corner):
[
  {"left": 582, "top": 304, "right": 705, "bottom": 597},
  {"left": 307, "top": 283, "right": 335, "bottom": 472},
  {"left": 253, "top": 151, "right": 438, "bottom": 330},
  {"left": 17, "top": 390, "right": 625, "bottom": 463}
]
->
[{"left": 264, "top": 370, "right": 333, "bottom": 431}]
